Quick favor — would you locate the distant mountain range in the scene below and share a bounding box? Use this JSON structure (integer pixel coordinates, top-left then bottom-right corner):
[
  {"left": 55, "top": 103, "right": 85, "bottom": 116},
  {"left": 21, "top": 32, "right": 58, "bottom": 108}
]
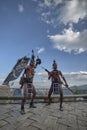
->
[{"left": 70, "top": 84, "right": 87, "bottom": 90}]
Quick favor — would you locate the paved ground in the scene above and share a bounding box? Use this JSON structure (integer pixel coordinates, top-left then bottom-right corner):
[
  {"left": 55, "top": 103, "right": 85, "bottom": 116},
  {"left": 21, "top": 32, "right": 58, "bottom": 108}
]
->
[{"left": 0, "top": 101, "right": 87, "bottom": 130}]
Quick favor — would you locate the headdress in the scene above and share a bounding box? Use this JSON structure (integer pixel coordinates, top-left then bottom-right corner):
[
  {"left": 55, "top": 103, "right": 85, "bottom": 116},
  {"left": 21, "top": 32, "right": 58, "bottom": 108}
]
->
[
  {"left": 30, "top": 50, "right": 41, "bottom": 66},
  {"left": 30, "top": 50, "right": 35, "bottom": 66},
  {"left": 52, "top": 60, "right": 57, "bottom": 70}
]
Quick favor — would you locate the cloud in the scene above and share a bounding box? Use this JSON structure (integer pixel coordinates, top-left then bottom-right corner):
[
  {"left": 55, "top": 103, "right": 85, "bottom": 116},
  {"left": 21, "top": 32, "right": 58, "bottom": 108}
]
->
[
  {"left": 35, "top": 0, "right": 87, "bottom": 27},
  {"left": 65, "top": 71, "right": 87, "bottom": 86},
  {"left": 59, "top": 0, "right": 87, "bottom": 25},
  {"left": 18, "top": 4, "right": 24, "bottom": 13},
  {"left": 37, "top": 0, "right": 62, "bottom": 8},
  {"left": 79, "top": 71, "right": 87, "bottom": 75},
  {"left": 34, "top": 0, "right": 63, "bottom": 27},
  {"left": 34, "top": 70, "right": 87, "bottom": 87},
  {"left": 48, "top": 27, "right": 87, "bottom": 54},
  {"left": 37, "top": 47, "right": 45, "bottom": 54}
]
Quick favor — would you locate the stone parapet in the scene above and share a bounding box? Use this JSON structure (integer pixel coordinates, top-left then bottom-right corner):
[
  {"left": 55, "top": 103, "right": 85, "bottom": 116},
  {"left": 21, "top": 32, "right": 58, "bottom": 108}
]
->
[{"left": 0, "top": 85, "right": 12, "bottom": 103}]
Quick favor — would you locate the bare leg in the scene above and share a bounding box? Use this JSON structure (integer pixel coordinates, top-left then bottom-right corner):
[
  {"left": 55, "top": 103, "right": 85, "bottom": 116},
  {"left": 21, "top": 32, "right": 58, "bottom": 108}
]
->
[
  {"left": 48, "top": 85, "right": 53, "bottom": 104},
  {"left": 21, "top": 84, "right": 28, "bottom": 113},
  {"left": 59, "top": 84, "right": 63, "bottom": 110},
  {"left": 30, "top": 85, "right": 36, "bottom": 108}
]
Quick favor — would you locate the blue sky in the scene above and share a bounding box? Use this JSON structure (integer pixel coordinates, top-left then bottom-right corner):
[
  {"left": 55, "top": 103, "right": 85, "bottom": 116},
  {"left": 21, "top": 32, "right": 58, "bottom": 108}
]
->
[{"left": 0, "top": 0, "right": 87, "bottom": 87}]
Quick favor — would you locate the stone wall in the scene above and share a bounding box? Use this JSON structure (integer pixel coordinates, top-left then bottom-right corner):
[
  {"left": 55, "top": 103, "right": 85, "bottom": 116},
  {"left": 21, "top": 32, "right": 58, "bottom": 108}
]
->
[{"left": 0, "top": 85, "right": 12, "bottom": 103}]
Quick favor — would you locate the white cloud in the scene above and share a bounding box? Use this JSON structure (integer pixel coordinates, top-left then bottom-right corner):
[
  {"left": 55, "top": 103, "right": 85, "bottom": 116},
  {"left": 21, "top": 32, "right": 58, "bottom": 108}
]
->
[
  {"left": 79, "top": 71, "right": 87, "bottom": 75},
  {"left": 37, "top": 47, "right": 45, "bottom": 54},
  {"left": 59, "top": 0, "right": 87, "bottom": 25},
  {"left": 48, "top": 27, "right": 87, "bottom": 54},
  {"left": 65, "top": 71, "right": 87, "bottom": 86},
  {"left": 38, "top": 0, "right": 62, "bottom": 8},
  {"left": 18, "top": 4, "right": 24, "bottom": 13},
  {"left": 35, "top": 0, "right": 87, "bottom": 26},
  {"left": 35, "top": 0, "right": 63, "bottom": 27},
  {"left": 34, "top": 70, "right": 87, "bottom": 87}
]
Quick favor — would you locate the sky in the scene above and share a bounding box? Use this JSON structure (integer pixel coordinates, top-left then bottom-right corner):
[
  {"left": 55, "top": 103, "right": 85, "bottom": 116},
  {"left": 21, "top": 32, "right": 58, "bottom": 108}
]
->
[{"left": 0, "top": 0, "right": 87, "bottom": 87}]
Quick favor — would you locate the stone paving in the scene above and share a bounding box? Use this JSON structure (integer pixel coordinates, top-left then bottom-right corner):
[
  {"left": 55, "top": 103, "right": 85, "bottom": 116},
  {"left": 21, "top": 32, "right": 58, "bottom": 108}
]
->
[{"left": 0, "top": 101, "right": 87, "bottom": 130}]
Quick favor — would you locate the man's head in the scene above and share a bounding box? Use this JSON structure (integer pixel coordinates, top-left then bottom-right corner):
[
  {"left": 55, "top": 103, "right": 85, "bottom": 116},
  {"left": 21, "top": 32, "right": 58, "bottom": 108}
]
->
[{"left": 52, "top": 60, "right": 57, "bottom": 70}]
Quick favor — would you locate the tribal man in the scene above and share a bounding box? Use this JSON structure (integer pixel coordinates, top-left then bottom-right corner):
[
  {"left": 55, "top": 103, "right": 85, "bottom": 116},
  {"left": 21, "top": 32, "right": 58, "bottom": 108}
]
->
[
  {"left": 47, "top": 60, "right": 68, "bottom": 111},
  {"left": 19, "top": 50, "right": 41, "bottom": 114}
]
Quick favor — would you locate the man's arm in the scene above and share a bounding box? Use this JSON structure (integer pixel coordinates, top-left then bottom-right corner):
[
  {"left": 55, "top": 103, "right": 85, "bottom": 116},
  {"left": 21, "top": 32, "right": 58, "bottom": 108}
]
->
[
  {"left": 19, "top": 68, "right": 26, "bottom": 89},
  {"left": 59, "top": 71, "right": 68, "bottom": 87}
]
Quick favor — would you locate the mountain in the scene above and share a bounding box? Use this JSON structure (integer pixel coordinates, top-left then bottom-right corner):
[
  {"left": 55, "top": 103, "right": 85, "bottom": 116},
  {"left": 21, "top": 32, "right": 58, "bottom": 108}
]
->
[{"left": 70, "top": 84, "right": 87, "bottom": 90}]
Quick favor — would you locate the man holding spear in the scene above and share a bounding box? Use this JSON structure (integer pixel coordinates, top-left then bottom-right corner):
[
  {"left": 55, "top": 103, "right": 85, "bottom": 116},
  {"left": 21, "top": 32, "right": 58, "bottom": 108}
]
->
[{"left": 42, "top": 60, "right": 69, "bottom": 111}]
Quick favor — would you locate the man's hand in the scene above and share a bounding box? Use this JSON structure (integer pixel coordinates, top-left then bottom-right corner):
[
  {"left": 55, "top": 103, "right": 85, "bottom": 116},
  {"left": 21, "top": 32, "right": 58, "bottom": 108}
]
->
[{"left": 65, "top": 83, "right": 68, "bottom": 88}]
